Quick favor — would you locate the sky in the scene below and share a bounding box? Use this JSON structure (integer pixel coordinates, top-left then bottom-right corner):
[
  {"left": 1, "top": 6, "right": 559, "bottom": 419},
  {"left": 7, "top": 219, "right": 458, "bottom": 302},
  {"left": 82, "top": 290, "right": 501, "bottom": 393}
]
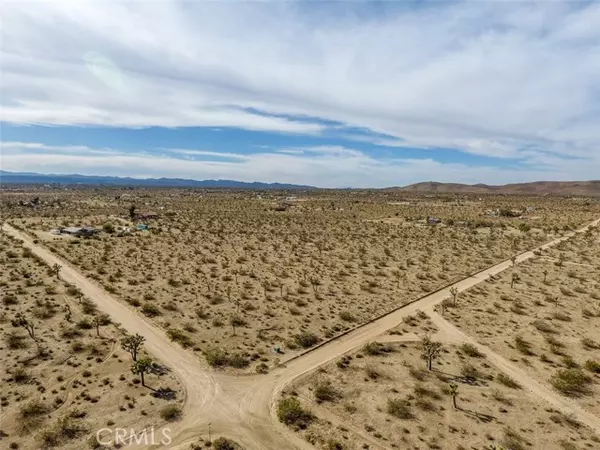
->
[{"left": 1, "top": 0, "right": 599, "bottom": 188}]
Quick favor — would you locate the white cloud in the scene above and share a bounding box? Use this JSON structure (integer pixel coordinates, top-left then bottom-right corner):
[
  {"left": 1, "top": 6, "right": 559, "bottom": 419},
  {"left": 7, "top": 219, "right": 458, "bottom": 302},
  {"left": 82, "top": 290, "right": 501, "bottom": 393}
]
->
[
  {"left": 1, "top": 1, "right": 599, "bottom": 174},
  {"left": 2, "top": 141, "right": 598, "bottom": 188}
]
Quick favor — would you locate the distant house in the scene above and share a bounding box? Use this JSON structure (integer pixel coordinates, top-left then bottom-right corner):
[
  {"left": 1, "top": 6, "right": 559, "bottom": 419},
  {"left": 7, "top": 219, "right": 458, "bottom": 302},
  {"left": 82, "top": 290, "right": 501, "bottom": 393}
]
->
[
  {"left": 427, "top": 217, "right": 441, "bottom": 225},
  {"left": 60, "top": 226, "right": 99, "bottom": 236},
  {"left": 135, "top": 212, "right": 159, "bottom": 220}
]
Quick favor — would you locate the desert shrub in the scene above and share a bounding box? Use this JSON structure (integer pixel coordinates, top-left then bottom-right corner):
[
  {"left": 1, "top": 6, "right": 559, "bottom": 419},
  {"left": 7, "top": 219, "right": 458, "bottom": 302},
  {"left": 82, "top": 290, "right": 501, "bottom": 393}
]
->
[
  {"left": 562, "top": 356, "right": 579, "bottom": 369},
  {"left": 362, "top": 341, "right": 392, "bottom": 356},
  {"left": 584, "top": 360, "right": 600, "bottom": 373},
  {"left": 581, "top": 337, "right": 600, "bottom": 349},
  {"left": 460, "top": 343, "right": 484, "bottom": 358},
  {"left": 54, "top": 415, "right": 90, "bottom": 440},
  {"left": 204, "top": 347, "right": 230, "bottom": 367},
  {"left": 20, "top": 399, "right": 49, "bottom": 418},
  {"left": 6, "top": 332, "right": 29, "bottom": 349},
  {"left": 413, "top": 384, "right": 441, "bottom": 400},
  {"left": 159, "top": 405, "right": 182, "bottom": 422},
  {"left": 77, "top": 318, "right": 93, "bottom": 330},
  {"left": 365, "top": 366, "right": 381, "bottom": 379},
  {"left": 553, "top": 311, "right": 572, "bottom": 322},
  {"left": 460, "top": 364, "right": 480, "bottom": 382},
  {"left": 277, "top": 397, "right": 313, "bottom": 429},
  {"left": 81, "top": 299, "right": 97, "bottom": 314},
  {"left": 102, "top": 223, "right": 115, "bottom": 233},
  {"left": 550, "top": 368, "right": 592, "bottom": 396},
  {"left": 339, "top": 311, "right": 357, "bottom": 322},
  {"left": 230, "top": 315, "right": 247, "bottom": 328},
  {"left": 294, "top": 331, "right": 320, "bottom": 349},
  {"left": 11, "top": 367, "right": 31, "bottom": 384},
  {"left": 514, "top": 336, "right": 534, "bottom": 355},
  {"left": 408, "top": 366, "right": 428, "bottom": 381},
  {"left": 61, "top": 327, "right": 83, "bottom": 339},
  {"left": 166, "top": 328, "right": 193, "bottom": 348},
  {"left": 141, "top": 303, "right": 161, "bottom": 317},
  {"left": 386, "top": 398, "right": 414, "bottom": 419},
  {"left": 533, "top": 319, "right": 556, "bottom": 334},
  {"left": 496, "top": 373, "right": 521, "bottom": 389},
  {"left": 256, "top": 362, "right": 269, "bottom": 374},
  {"left": 501, "top": 427, "right": 528, "bottom": 450},
  {"left": 227, "top": 353, "right": 250, "bottom": 369},
  {"left": 325, "top": 439, "right": 345, "bottom": 450},
  {"left": 213, "top": 437, "right": 242, "bottom": 450},
  {"left": 313, "top": 380, "right": 341, "bottom": 402},
  {"left": 3, "top": 294, "right": 19, "bottom": 305}
]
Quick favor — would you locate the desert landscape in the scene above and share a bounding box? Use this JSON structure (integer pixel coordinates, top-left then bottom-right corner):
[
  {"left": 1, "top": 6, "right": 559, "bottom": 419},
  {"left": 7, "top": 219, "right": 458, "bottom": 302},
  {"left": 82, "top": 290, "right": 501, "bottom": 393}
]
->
[
  {"left": 1, "top": 184, "right": 600, "bottom": 449},
  {"left": 0, "top": 226, "right": 183, "bottom": 450}
]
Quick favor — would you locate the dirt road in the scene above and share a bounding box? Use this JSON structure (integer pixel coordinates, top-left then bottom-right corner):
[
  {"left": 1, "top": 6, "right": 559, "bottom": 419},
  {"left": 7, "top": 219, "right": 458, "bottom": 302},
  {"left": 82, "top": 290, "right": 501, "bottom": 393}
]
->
[{"left": 3, "top": 218, "right": 599, "bottom": 449}]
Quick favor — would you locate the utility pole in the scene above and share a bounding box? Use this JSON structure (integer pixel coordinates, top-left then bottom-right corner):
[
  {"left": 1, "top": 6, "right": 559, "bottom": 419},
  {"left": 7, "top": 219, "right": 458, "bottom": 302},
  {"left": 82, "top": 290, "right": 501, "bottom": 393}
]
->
[{"left": 208, "top": 422, "right": 212, "bottom": 443}]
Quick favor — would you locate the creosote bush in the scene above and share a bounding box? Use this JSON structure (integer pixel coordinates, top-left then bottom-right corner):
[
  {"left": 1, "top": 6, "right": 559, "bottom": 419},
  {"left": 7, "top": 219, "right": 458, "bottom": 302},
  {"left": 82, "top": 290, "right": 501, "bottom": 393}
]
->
[
  {"left": 386, "top": 398, "right": 414, "bottom": 419},
  {"left": 294, "top": 331, "right": 320, "bottom": 349},
  {"left": 550, "top": 368, "right": 592, "bottom": 396},
  {"left": 277, "top": 397, "right": 314, "bottom": 429},
  {"left": 159, "top": 404, "right": 182, "bottom": 422}
]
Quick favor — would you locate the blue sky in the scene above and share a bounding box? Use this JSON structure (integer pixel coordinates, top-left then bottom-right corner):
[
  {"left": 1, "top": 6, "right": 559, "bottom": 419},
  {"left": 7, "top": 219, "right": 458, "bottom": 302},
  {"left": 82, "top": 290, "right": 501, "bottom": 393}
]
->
[{"left": 1, "top": 1, "right": 599, "bottom": 187}]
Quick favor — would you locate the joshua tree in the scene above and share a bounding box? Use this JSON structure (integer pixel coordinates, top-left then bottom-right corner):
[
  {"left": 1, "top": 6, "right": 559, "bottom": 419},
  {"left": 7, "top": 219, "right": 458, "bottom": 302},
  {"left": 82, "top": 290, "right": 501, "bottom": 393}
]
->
[
  {"left": 121, "top": 333, "right": 145, "bottom": 361},
  {"left": 542, "top": 269, "right": 549, "bottom": 283},
  {"left": 261, "top": 280, "right": 269, "bottom": 299},
  {"left": 92, "top": 315, "right": 101, "bottom": 337},
  {"left": 511, "top": 256, "right": 517, "bottom": 266},
  {"left": 129, "top": 204, "right": 137, "bottom": 220},
  {"left": 557, "top": 253, "right": 565, "bottom": 268},
  {"left": 393, "top": 270, "right": 405, "bottom": 289},
  {"left": 64, "top": 304, "right": 72, "bottom": 322},
  {"left": 12, "top": 312, "right": 36, "bottom": 341},
  {"left": 449, "top": 287, "right": 459, "bottom": 306},
  {"left": 309, "top": 276, "right": 321, "bottom": 294},
  {"left": 511, "top": 272, "right": 520, "bottom": 288},
  {"left": 202, "top": 272, "right": 213, "bottom": 292},
  {"left": 131, "top": 357, "right": 153, "bottom": 387},
  {"left": 51, "top": 263, "right": 62, "bottom": 279},
  {"left": 74, "top": 287, "right": 84, "bottom": 303},
  {"left": 449, "top": 383, "right": 459, "bottom": 409},
  {"left": 421, "top": 335, "right": 443, "bottom": 371}
]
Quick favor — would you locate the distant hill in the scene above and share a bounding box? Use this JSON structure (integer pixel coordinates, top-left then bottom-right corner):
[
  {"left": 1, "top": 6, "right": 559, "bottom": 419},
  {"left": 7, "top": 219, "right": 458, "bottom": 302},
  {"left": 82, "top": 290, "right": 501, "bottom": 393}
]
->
[
  {"left": 0, "top": 171, "right": 314, "bottom": 190},
  {"left": 2, "top": 171, "right": 599, "bottom": 195},
  {"left": 398, "top": 181, "right": 600, "bottom": 197}
]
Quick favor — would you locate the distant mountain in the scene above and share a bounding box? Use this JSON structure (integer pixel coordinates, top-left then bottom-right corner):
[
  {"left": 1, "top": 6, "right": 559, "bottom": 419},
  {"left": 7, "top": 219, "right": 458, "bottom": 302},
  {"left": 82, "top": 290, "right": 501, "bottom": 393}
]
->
[
  {"left": 398, "top": 181, "right": 600, "bottom": 197},
  {"left": 0, "top": 171, "right": 314, "bottom": 190},
  {"left": 2, "top": 171, "right": 599, "bottom": 195}
]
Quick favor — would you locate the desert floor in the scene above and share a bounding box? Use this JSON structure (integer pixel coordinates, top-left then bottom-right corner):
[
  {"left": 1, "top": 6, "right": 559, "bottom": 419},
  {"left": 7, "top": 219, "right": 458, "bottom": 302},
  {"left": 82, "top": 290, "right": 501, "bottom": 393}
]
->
[
  {"left": 437, "top": 226, "right": 600, "bottom": 417},
  {"left": 0, "top": 232, "right": 183, "bottom": 450},
  {"left": 1, "top": 187, "right": 600, "bottom": 450}
]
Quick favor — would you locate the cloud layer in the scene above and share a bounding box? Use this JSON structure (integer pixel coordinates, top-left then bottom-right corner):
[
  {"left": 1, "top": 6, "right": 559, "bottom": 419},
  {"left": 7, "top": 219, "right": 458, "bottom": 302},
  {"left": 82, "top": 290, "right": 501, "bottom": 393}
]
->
[{"left": 1, "top": 1, "right": 599, "bottom": 183}]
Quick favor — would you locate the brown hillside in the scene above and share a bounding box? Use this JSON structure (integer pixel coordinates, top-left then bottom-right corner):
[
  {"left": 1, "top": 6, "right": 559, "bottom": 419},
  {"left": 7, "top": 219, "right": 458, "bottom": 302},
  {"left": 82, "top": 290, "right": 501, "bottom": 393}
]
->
[{"left": 398, "top": 180, "right": 600, "bottom": 196}]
